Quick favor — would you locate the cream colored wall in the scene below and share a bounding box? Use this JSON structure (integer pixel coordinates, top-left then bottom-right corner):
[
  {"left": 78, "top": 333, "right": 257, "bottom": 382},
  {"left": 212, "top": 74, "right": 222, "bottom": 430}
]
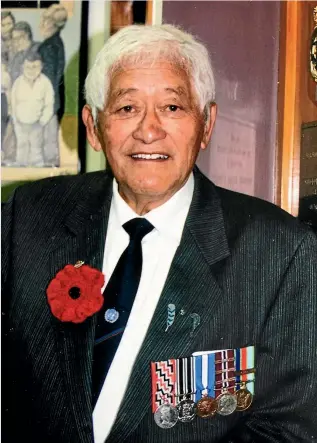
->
[{"left": 85, "top": 0, "right": 163, "bottom": 173}]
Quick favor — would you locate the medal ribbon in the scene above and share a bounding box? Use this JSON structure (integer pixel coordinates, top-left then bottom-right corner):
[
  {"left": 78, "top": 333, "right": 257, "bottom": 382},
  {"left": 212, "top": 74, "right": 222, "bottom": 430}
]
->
[
  {"left": 151, "top": 359, "right": 177, "bottom": 412},
  {"left": 235, "top": 346, "right": 255, "bottom": 394},
  {"left": 215, "top": 350, "right": 235, "bottom": 395},
  {"left": 176, "top": 357, "right": 194, "bottom": 404},
  {"left": 194, "top": 353, "right": 215, "bottom": 402}
]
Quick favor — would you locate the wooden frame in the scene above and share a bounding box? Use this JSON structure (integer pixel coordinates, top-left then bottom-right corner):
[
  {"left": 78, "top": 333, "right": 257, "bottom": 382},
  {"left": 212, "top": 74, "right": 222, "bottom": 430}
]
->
[{"left": 277, "top": 1, "right": 317, "bottom": 216}]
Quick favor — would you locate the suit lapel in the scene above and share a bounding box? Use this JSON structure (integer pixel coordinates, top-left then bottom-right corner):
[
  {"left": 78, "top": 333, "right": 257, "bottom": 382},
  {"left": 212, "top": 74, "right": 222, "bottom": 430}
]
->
[
  {"left": 107, "top": 169, "right": 230, "bottom": 442},
  {"left": 48, "top": 171, "right": 113, "bottom": 440}
]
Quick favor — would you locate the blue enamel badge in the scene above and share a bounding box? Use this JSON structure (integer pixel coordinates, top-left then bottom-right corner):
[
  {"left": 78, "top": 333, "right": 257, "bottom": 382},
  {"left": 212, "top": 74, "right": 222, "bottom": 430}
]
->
[{"left": 104, "top": 308, "right": 119, "bottom": 323}]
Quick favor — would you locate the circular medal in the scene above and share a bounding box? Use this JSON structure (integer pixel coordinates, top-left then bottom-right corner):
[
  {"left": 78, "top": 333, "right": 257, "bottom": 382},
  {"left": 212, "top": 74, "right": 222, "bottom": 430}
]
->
[
  {"left": 235, "top": 387, "right": 253, "bottom": 411},
  {"left": 177, "top": 399, "right": 197, "bottom": 422},
  {"left": 216, "top": 392, "right": 237, "bottom": 416},
  {"left": 196, "top": 396, "right": 218, "bottom": 418},
  {"left": 154, "top": 403, "right": 179, "bottom": 429},
  {"left": 104, "top": 308, "right": 119, "bottom": 323}
]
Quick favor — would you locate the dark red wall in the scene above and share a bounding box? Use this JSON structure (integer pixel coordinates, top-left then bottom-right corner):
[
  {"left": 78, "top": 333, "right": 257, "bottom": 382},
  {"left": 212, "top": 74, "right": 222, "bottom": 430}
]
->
[{"left": 163, "top": 1, "right": 280, "bottom": 202}]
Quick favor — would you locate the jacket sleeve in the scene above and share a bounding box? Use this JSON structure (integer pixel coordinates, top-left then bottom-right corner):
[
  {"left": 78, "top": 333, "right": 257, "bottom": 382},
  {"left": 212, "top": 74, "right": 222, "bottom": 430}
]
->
[
  {"left": 2, "top": 191, "right": 17, "bottom": 443},
  {"left": 222, "top": 230, "right": 317, "bottom": 443},
  {"left": 1, "top": 191, "right": 15, "bottom": 302}
]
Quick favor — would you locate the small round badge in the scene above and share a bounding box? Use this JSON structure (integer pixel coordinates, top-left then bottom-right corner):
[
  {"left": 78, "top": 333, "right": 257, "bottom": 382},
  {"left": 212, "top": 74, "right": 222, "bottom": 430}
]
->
[
  {"left": 154, "top": 403, "right": 179, "bottom": 429},
  {"left": 104, "top": 308, "right": 119, "bottom": 323}
]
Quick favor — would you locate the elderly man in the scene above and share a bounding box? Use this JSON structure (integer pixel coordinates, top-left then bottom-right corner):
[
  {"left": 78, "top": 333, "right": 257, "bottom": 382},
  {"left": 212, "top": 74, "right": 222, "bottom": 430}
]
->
[{"left": 2, "top": 24, "right": 317, "bottom": 443}]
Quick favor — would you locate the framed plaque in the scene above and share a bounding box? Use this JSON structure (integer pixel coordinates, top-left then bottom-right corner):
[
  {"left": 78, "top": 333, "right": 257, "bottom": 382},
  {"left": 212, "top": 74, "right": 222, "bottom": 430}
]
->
[{"left": 298, "top": 121, "right": 317, "bottom": 233}]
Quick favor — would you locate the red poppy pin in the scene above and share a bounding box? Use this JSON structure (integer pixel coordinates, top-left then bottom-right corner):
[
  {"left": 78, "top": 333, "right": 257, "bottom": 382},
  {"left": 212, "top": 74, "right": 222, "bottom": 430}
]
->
[{"left": 46, "top": 261, "right": 105, "bottom": 324}]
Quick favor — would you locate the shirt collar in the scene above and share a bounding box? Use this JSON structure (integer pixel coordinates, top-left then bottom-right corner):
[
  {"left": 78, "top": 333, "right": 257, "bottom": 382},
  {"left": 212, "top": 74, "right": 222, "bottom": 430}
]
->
[{"left": 112, "top": 173, "right": 194, "bottom": 244}]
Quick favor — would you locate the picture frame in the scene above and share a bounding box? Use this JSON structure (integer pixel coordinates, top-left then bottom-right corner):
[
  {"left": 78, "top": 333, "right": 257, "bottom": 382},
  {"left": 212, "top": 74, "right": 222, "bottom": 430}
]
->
[{"left": 1, "top": 0, "right": 83, "bottom": 182}]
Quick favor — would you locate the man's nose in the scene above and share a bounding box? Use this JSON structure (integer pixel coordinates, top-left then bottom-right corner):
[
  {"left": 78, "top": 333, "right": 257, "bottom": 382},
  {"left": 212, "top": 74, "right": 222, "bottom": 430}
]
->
[{"left": 132, "top": 109, "right": 166, "bottom": 144}]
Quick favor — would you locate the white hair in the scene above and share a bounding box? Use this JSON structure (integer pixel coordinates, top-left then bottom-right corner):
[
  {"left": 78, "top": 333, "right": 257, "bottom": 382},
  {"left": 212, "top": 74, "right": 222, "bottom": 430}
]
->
[{"left": 84, "top": 24, "right": 215, "bottom": 122}]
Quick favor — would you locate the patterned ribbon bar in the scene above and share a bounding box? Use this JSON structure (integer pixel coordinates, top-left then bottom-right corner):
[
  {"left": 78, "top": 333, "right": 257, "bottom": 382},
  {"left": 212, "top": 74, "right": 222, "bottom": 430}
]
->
[
  {"left": 151, "top": 359, "right": 177, "bottom": 412},
  {"left": 235, "top": 346, "right": 255, "bottom": 394},
  {"left": 214, "top": 349, "right": 236, "bottom": 396},
  {"left": 176, "top": 357, "right": 194, "bottom": 404}
]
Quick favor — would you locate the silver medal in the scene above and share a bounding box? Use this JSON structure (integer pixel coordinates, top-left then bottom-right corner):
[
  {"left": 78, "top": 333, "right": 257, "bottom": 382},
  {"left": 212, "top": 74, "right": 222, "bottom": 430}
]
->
[
  {"left": 154, "top": 403, "right": 179, "bottom": 429},
  {"left": 177, "top": 399, "right": 197, "bottom": 423},
  {"left": 104, "top": 308, "right": 119, "bottom": 323},
  {"left": 216, "top": 392, "right": 237, "bottom": 416}
]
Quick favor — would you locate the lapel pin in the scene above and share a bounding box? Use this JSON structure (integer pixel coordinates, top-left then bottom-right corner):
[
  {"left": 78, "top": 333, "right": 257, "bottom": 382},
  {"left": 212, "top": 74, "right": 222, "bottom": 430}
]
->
[
  {"left": 190, "top": 313, "right": 201, "bottom": 337},
  {"left": 165, "top": 304, "right": 176, "bottom": 332},
  {"left": 74, "top": 260, "right": 85, "bottom": 268},
  {"left": 180, "top": 309, "right": 186, "bottom": 316}
]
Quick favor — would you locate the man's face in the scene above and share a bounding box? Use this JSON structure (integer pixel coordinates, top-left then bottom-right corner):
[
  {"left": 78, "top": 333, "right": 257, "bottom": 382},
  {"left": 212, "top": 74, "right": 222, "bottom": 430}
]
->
[
  {"left": 1, "top": 16, "right": 14, "bottom": 40},
  {"left": 87, "top": 61, "right": 215, "bottom": 204},
  {"left": 23, "top": 59, "right": 42, "bottom": 82},
  {"left": 12, "top": 30, "right": 30, "bottom": 52},
  {"left": 40, "top": 13, "right": 56, "bottom": 39}
]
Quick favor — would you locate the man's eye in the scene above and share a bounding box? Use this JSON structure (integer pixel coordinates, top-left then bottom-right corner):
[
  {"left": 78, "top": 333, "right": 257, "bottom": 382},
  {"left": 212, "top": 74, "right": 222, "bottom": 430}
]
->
[
  {"left": 166, "top": 105, "right": 182, "bottom": 112},
  {"left": 118, "top": 105, "right": 134, "bottom": 113}
]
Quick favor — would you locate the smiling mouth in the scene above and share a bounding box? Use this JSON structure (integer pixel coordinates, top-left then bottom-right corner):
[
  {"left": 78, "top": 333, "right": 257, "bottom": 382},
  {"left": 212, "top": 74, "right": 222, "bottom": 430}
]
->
[{"left": 130, "top": 153, "right": 169, "bottom": 160}]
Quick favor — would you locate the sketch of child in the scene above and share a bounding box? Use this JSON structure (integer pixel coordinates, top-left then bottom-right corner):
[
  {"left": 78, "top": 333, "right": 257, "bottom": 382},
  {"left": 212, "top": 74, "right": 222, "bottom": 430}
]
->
[{"left": 11, "top": 51, "right": 54, "bottom": 167}]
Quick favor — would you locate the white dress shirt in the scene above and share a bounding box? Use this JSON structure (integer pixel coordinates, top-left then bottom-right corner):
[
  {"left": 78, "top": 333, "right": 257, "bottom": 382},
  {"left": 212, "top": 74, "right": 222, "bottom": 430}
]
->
[{"left": 93, "top": 173, "right": 194, "bottom": 443}]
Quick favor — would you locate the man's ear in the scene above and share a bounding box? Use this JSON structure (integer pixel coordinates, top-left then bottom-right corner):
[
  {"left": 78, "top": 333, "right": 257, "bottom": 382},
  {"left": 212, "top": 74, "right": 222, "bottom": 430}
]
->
[
  {"left": 201, "top": 103, "right": 217, "bottom": 150},
  {"left": 82, "top": 105, "right": 102, "bottom": 152}
]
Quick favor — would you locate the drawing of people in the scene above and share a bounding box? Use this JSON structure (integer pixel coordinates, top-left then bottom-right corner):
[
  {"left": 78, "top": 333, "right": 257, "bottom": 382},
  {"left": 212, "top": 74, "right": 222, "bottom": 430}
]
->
[
  {"left": 10, "top": 21, "right": 39, "bottom": 84},
  {"left": 38, "top": 4, "right": 68, "bottom": 166},
  {"left": 11, "top": 51, "right": 54, "bottom": 167},
  {"left": 1, "top": 11, "right": 15, "bottom": 66}
]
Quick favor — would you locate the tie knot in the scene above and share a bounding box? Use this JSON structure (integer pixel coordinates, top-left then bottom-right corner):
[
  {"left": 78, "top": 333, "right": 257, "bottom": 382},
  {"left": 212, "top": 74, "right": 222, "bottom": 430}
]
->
[{"left": 123, "top": 218, "right": 154, "bottom": 241}]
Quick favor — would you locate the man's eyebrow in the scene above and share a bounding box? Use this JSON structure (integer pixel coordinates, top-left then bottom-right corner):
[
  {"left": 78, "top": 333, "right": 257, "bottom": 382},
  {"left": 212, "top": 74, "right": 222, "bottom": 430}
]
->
[
  {"left": 111, "top": 88, "right": 138, "bottom": 99},
  {"left": 164, "top": 87, "right": 187, "bottom": 96}
]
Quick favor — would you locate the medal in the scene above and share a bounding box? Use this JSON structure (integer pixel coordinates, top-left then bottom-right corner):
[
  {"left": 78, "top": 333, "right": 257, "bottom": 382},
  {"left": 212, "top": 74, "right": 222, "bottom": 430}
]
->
[
  {"left": 235, "top": 382, "right": 253, "bottom": 411},
  {"left": 216, "top": 390, "right": 238, "bottom": 415},
  {"left": 194, "top": 352, "right": 217, "bottom": 418},
  {"left": 154, "top": 403, "right": 179, "bottom": 429},
  {"left": 104, "top": 308, "right": 119, "bottom": 323},
  {"left": 196, "top": 395, "right": 218, "bottom": 418},
  {"left": 177, "top": 399, "right": 197, "bottom": 422},
  {"left": 215, "top": 350, "right": 237, "bottom": 415}
]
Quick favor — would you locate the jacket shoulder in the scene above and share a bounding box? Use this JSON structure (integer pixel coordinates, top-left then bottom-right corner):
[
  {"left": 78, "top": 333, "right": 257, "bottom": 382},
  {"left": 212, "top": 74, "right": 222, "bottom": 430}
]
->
[
  {"left": 215, "top": 185, "right": 310, "bottom": 240},
  {"left": 9, "top": 170, "right": 111, "bottom": 212}
]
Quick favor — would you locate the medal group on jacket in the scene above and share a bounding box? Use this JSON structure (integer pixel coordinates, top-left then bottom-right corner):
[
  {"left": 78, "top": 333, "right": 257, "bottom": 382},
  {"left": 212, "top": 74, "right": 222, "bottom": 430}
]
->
[{"left": 151, "top": 346, "right": 255, "bottom": 429}]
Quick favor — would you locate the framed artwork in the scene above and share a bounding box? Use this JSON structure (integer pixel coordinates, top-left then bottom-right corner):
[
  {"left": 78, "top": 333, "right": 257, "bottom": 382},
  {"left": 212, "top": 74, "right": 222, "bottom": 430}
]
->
[{"left": 1, "top": 0, "right": 82, "bottom": 181}]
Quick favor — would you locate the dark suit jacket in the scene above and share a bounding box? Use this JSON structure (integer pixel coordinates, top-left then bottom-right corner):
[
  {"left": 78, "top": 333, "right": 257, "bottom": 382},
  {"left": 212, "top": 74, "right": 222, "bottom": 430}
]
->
[
  {"left": 38, "top": 32, "right": 65, "bottom": 116},
  {"left": 2, "top": 168, "right": 317, "bottom": 443}
]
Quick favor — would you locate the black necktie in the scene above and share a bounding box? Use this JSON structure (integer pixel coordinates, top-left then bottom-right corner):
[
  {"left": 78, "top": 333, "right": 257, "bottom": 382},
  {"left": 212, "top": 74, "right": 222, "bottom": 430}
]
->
[{"left": 92, "top": 217, "right": 154, "bottom": 406}]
